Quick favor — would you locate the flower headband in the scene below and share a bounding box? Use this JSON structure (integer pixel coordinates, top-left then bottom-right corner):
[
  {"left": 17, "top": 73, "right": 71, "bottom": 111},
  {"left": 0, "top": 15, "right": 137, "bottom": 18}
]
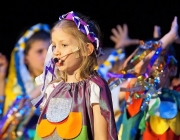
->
[{"left": 59, "top": 11, "right": 103, "bottom": 57}]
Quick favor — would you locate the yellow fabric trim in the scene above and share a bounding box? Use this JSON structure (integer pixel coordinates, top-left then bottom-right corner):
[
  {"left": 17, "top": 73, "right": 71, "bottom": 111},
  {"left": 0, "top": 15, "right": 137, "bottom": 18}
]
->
[
  {"left": 117, "top": 49, "right": 123, "bottom": 54},
  {"left": 24, "top": 30, "right": 30, "bottom": 37},
  {"left": 20, "top": 43, "right": 25, "bottom": 49},
  {"left": 4, "top": 49, "right": 20, "bottom": 115},
  {"left": 114, "top": 56, "right": 119, "bottom": 61},
  {"left": 118, "top": 124, "right": 123, "bottom": 140},
  {"left": 104, "top": 61, "right": 111, "bottom": 66}
]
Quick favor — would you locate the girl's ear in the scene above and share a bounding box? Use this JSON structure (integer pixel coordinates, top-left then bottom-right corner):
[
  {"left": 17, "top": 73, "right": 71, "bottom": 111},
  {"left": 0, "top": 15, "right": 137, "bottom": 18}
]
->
[{"left": 87, "top": 43, "right": 94, "bottom": 56}]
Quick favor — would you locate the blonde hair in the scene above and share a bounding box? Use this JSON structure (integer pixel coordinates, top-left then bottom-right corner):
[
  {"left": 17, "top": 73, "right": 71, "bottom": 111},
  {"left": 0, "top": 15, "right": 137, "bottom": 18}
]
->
[{"left": 52, "top": 19, "right": 101, "bottom": 81}]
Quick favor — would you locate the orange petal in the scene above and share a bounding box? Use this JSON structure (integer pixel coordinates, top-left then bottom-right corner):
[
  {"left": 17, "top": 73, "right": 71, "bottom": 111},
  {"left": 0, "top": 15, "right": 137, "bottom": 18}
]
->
[
  {"left": 37, "top": 119, "right": 56, "bottom": 138},
  {"left": 56, "top": 112, "right": 82, "bottom": 139},
  {"left": 126, "top": 91, "right": 143, "bottom": 117},
  {"left": 125, "top": 83, "right": 143, "bottom": 117}
]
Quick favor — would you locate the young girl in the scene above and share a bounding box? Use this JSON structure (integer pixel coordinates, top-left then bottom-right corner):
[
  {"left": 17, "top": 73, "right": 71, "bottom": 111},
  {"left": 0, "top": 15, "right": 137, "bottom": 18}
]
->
[
  {"left": 0, "top": 23, "right": 50, "bottom": 140},
  {"left": 33, "top": 11, "right": 118, "bottom": 140}
]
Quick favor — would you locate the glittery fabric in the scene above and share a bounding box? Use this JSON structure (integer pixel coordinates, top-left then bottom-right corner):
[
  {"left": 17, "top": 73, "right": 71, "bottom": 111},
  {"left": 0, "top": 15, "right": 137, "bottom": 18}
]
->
[
  {"left": 36, "top": 74, "right": 118, "bottom": 140},
  {"left": 46, "top": 98, "right": 72, "bottom": 122}
]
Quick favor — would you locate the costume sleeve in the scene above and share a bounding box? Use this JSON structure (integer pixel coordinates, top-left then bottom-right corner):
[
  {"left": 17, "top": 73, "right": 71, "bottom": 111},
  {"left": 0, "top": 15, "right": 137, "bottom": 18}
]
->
[
  {"left": 89, "top": 81, "right": 100, "bottom": 106},
  {"left": 110, "top": 85, "right": 121, "bottom": 112}
]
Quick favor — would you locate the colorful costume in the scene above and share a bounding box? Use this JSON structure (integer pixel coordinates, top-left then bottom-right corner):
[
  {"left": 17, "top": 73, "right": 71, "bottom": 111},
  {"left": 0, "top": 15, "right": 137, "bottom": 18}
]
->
[
  {"left": 143, "top": 88, "right": 180, "bottom": 140},
  {"left": 34, "top": 74, "right": 117, "bottom": 140},
  {"left": 0, "top": 23, "right": 50, "bottom": 140},
  {"left": 107, "top": 40, "right": 180, "bottom": 140}
]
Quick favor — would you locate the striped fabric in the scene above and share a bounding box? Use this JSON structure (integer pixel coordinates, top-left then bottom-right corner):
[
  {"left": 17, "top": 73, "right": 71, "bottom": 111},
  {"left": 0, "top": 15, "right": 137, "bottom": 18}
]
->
[{"left": 97, "top": 49, "right": 125, "bottom": 81}]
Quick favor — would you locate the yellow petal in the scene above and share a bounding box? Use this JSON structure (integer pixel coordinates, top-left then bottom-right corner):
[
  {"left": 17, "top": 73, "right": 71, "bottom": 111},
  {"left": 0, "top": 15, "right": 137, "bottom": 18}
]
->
[
  {"left": 169, "top": 112, "right": 180, "bottom": 135},
  {"left": 150, "top": 115, "right": 169, "bottom": 135}
]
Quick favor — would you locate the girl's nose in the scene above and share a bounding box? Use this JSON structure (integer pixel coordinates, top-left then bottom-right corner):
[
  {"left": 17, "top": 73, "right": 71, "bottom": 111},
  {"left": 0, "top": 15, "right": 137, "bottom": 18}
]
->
[{"left": 53, "top": 48, "right": 61, "bottom": 56}]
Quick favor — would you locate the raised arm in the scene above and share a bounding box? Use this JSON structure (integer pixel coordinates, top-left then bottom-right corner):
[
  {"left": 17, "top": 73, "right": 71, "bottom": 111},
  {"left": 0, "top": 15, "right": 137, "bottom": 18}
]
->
[
  {"left": 110, "top": 24, "right": 140, "bottom": 49},
  {"left": 97, "top": 24, "right": 140, "bottom": 80},
  {"left": 160, "top": 16, "right": 180, "bottom": 49},
  {"left": 127, "top": 16, "right": 180, "bottom": 75}
]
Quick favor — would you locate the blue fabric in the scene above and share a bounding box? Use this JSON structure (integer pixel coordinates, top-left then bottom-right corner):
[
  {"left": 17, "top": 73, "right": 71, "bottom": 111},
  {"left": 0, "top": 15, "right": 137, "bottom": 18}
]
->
[
  {"left": 116, "top": 113, "right": 123, "bottom": 132},
  {"left": 34, "top": 107, "right": 41, "bottom": 116},
  {"left": 0, "top": 101, "right": 4, "bottom": 120},
  {"left": 160, "top": 101, "right": 177, "bottom": 119}
]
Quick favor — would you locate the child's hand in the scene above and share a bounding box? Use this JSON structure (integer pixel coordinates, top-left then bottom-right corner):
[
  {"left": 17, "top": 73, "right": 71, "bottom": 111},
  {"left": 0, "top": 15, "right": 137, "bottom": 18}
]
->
[
  {"left": 110, "top": 24, "right": 139, "bottom": 49},
  {"left": 169, "top": 16, "right": 180, "bottom": 44},
  {"left": 0, "top": 53, "right": 8, "bottom": 82},
  {"left": 160, "top": 16, "right": 180, "bottom": 49}
]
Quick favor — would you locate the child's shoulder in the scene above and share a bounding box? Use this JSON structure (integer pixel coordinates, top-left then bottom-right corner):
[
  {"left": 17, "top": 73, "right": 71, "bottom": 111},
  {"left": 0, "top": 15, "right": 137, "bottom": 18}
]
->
[
  {"left": 90, "top": 74, "right": 109, "bottom": 88},
  {"left": 45, "top": 81, "right": 62, "bottom": 93}
]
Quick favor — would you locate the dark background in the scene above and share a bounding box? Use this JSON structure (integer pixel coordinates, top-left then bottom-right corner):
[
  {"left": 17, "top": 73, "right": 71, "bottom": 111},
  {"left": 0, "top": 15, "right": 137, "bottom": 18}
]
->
[{"left": 1, "top": 0, "right": 180, "bottom": 73}]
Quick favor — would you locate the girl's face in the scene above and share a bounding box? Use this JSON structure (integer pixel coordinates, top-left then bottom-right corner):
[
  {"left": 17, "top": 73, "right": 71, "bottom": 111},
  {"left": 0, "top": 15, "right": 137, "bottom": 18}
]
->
[
  {"left": 25, "top": 40, "right": 50, "bottom": 77},
  {"left": 52, "top": 28, "right": 83, "bottom": 74}
]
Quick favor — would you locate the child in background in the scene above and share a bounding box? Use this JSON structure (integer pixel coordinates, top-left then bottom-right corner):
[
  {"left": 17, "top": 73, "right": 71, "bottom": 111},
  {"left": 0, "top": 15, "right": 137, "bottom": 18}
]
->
[
  {"left": 97, "top": 24, "right": 139, "bottom": 81},
  {"left": 33, "top": 11, "right": 118, "bottom": 140},
  {"left": 97, "top": 24, "right": 140, "bottom": 120},
  {"left": 0, "top": 23, "right": 50, "bottom": 140}
]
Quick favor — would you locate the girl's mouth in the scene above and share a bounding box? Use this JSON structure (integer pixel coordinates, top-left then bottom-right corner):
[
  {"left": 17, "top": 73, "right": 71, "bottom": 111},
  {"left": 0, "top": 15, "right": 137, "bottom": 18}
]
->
[{"left": 54, "top": 58, "right": 64, "bottom": 66}]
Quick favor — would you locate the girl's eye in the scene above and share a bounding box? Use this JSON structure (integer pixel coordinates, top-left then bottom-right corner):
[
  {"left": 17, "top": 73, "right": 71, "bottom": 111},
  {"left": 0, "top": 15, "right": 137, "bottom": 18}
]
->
[
  {"left": 62, "top": 44, "right": 67, "bottom": 47},
  {"left": 37, "top": 49, "right": 43, "bottom": 54}
]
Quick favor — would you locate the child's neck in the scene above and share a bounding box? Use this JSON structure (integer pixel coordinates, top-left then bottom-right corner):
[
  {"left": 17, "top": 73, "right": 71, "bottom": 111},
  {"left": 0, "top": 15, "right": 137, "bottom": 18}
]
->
[{"left": 66, "top": 70, "right": 81, "bottom": 83}]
